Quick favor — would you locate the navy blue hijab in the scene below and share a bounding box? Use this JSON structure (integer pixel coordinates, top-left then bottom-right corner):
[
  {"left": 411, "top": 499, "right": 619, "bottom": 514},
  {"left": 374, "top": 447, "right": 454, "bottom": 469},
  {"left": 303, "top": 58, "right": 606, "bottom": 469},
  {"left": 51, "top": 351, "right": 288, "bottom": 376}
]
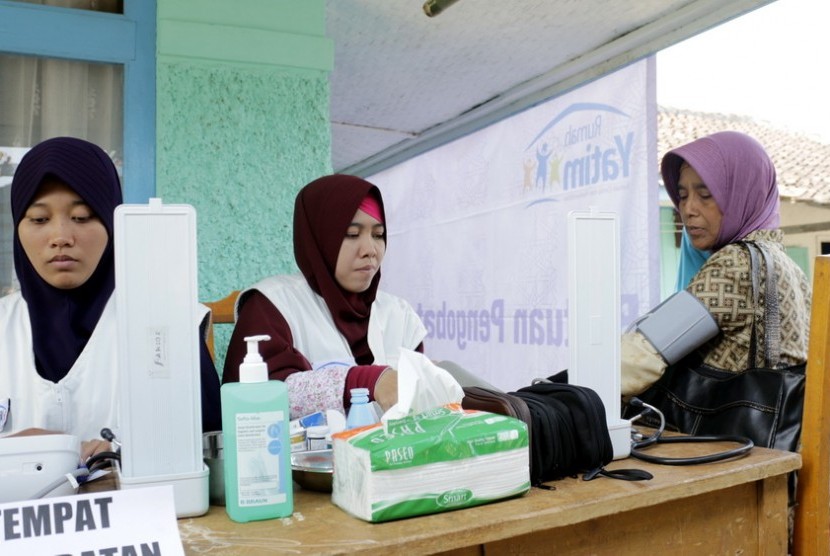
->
[{"left": 11, "top": 137, "right": 122, "bottom": 382}]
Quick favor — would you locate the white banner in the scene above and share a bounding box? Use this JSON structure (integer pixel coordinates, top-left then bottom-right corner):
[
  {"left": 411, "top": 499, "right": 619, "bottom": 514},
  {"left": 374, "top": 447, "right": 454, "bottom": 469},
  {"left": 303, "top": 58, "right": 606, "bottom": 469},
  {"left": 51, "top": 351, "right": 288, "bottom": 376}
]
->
[{"left": 373, "top": 58, "right": 659, "bottom": 391}]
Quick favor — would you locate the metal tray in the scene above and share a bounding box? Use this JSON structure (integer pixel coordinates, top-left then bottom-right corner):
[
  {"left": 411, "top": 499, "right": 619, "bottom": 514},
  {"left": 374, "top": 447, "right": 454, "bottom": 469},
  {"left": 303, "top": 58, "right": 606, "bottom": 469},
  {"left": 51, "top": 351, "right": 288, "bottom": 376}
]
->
[{"left": 291, "top": 449, "right": 333, "bottom": 492}]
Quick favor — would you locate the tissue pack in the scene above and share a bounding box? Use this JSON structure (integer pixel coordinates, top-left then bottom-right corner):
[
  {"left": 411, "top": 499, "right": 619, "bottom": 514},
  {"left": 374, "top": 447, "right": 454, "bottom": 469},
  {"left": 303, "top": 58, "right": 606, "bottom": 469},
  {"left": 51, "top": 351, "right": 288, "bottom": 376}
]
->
[{"left": 331, "top": 405, "right": 529, "bottom": 522}]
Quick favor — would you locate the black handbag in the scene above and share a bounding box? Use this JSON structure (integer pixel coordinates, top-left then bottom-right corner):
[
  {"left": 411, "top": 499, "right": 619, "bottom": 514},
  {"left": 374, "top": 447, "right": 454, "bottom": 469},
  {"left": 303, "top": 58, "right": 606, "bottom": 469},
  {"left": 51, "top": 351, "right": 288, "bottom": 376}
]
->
[
  {"left": 463, "top": 376, "right": 651, "bottom": 486},
  {"left": 625, "top": 241, "right": 806, "bottom": 453},
  {"left": 512, "top": 380, "right": 614, "bottom": 482}
]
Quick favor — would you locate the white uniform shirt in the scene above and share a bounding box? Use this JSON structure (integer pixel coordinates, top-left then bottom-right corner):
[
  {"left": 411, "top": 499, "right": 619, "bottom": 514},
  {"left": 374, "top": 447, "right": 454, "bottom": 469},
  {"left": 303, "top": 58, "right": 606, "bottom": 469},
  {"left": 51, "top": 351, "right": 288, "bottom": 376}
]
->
[
  {"left": 0, "top": 292, "right": 211, "bottom": 440},
  {"left": 0, "top": 292, "right": 119, "bottom": 441},
  {"left": 247, "top": 274, "right": 427, "bottom": 370}
]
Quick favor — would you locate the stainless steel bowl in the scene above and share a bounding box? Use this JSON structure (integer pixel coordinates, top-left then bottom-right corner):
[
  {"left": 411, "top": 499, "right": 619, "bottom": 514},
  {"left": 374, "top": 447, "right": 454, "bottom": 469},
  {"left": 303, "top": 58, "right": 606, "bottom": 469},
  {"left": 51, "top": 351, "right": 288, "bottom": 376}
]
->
[{"left": 291, "top": 449, "right": 333, "bottom": 492}]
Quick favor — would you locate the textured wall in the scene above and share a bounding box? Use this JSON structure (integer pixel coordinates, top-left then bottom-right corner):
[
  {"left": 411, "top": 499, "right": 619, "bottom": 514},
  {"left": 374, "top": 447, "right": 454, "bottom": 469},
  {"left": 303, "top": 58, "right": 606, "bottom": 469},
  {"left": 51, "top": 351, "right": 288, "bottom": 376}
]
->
[{"left": 156, "top": 0, "right": 331, "bottom": 371}]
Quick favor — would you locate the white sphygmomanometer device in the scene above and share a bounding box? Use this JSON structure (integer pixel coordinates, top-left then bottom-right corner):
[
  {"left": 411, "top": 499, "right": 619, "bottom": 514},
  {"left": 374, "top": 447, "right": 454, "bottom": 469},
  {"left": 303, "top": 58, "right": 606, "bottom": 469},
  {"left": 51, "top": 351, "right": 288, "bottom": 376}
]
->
[
  {"left": 0, "top": 434, "right": 81, "bottom": 503},
  {"left": 113, "top": 199, "right": 209, "bottom": 518},
  {"left": 567, "top": 209, "right": 720, "bottom": 462},
  {"left": 624, "top": 291, "right": 754, "bottom": 465}
]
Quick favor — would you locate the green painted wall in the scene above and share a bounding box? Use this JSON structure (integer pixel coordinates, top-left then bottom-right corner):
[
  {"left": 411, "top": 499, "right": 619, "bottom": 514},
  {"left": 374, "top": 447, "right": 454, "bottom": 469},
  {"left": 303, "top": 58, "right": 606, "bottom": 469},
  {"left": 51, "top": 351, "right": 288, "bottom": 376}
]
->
[{"left": 155, "top": 0, "right": 333, "bottom": 372}]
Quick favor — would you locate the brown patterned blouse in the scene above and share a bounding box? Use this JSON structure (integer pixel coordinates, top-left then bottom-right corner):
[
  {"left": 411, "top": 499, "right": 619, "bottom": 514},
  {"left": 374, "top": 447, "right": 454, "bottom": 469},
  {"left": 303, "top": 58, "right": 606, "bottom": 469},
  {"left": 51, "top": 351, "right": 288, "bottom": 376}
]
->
[{"left": 687, "top": 229, "right": 811, "bottom": 371}]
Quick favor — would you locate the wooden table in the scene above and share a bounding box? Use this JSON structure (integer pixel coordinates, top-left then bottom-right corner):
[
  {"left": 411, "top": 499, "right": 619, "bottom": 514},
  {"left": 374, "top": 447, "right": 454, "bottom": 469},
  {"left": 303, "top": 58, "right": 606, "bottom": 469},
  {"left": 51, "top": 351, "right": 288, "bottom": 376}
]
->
[{"left": 151, "top": 442, "right": 799, "bottom": 555}]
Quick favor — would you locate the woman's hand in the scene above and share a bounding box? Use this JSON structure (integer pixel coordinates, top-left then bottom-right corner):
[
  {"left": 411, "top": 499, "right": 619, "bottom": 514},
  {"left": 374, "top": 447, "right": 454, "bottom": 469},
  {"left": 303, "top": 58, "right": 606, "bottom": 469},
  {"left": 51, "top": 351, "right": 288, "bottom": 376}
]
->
[
  {"left": 80, "top": 439, "right": 112, "bottom": 462},
  {"left": 374, "top": 368, "right": 398, "bottom": 412},
  {"left": 8, "top": 427, "right": 58, "bottom": 437}
]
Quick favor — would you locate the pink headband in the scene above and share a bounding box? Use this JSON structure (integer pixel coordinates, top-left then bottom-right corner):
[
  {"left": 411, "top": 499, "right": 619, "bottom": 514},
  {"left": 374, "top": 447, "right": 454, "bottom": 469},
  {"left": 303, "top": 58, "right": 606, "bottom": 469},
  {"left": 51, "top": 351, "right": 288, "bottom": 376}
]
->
[{"left": 358, "top": 194, "right": 383, "bottom": 223}]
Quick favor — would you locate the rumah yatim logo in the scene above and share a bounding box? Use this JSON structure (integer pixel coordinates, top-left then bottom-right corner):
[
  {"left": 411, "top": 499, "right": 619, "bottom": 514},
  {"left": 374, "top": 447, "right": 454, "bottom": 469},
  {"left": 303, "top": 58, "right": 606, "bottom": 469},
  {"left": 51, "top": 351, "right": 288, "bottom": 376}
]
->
[{"left": 522, "top": 102, "right": 634, "bottom": 199}]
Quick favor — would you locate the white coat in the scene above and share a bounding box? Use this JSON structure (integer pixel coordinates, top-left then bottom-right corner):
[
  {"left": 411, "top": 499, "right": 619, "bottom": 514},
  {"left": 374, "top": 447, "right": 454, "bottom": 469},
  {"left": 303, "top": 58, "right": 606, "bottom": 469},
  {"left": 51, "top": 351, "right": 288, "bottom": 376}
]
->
[
  {"left": 0, "top": 292, "right": 119, "bottom": 441},
  {"left": 249, "top": 274, "right": 426, "bottom": 370}
]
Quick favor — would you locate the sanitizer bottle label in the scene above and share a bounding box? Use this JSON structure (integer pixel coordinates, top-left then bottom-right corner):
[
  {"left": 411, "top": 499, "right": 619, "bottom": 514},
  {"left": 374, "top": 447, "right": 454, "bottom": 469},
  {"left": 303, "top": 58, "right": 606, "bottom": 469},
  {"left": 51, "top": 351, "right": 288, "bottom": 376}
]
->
[{"left": 235, "top": 410, "right": 286, "bottom": 506}]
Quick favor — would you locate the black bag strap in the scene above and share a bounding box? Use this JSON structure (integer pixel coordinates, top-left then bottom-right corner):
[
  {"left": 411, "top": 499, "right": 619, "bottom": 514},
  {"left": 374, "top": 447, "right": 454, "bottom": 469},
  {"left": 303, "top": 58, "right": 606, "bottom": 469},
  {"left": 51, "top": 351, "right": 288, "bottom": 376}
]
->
[{"left": 583, "top": 466, "right": 653, "bottom": 482}]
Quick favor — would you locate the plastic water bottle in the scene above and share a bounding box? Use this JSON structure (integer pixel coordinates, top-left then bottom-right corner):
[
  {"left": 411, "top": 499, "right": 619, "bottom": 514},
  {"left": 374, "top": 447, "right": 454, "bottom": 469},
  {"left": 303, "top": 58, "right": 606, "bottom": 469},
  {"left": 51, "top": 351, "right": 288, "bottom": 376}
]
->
[{"left": 346, "top": 388, "right": 379, "bottom": 429}]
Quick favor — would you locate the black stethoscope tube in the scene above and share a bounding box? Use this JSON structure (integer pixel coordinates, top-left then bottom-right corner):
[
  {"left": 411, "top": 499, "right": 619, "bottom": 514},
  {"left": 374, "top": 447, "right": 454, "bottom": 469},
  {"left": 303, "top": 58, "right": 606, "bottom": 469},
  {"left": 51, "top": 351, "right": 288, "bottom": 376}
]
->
[{"left": 627, "top": 398, "right": 754, "bottom": 465}]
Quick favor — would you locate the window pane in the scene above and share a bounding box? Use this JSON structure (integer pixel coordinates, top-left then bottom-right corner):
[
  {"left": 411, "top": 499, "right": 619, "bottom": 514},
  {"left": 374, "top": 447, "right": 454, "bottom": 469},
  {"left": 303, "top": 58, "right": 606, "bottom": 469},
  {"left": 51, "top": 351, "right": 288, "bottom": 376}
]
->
[
  {"left": 10, "top": 0, "right": 123, "bottom": 14},
  {"left": 0, "top": 53, "right": 123, "bottom": 294}
]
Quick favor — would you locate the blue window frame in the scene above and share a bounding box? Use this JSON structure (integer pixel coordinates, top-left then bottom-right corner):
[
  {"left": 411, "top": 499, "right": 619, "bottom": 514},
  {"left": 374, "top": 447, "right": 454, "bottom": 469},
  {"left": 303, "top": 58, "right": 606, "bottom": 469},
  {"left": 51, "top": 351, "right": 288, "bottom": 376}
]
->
[{"left": 0, "top": 0, "right": 156, "bottom": 202}]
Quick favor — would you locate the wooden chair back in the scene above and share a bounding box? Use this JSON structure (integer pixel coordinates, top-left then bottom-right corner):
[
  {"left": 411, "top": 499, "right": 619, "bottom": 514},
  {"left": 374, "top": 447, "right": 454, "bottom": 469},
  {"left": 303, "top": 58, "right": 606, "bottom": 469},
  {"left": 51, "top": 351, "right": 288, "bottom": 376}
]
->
[
  {"left": 203, "top": 290, "right": 240, "bottom": 361},
  {"left": 792, "top": 255, "right": 830, "bottom": 554}
]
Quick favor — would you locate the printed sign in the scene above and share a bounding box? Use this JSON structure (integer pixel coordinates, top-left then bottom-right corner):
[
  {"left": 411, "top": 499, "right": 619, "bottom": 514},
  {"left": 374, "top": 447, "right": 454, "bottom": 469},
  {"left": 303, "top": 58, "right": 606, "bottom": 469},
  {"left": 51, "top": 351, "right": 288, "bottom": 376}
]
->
[
  {"left": 372, "top": 57, "right": 659, "bottom": 390},
  {"left": 0, "top": 485, "right": 184, "bottom": 555}
]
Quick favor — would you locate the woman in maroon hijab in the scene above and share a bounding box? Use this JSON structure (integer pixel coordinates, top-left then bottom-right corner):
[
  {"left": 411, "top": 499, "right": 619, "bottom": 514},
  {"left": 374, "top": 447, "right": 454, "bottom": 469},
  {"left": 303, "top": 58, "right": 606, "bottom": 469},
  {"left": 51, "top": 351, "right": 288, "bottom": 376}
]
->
[
  {"left": 621, "top": 131, "right": 811, "bottom": 397},
  {"left": 223, "top": 175, "right": 427, "bottom": 419}
]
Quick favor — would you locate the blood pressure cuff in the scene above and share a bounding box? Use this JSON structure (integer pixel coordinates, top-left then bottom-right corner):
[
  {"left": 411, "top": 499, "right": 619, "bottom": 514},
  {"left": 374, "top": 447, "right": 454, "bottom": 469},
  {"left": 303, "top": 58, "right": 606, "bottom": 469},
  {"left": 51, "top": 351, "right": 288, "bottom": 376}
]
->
[{"left": 634, "top": 290, "right": 719, "bottom": 365}]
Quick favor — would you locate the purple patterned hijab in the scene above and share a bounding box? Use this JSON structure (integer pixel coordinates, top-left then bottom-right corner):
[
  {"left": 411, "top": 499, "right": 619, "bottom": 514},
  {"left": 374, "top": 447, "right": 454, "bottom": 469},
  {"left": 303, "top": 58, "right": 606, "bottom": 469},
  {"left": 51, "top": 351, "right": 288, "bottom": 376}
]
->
[
  {"left": 661, "top": 131, "right": 779, "bottom": 251},
  {"left": 11, "top": 137, "right": 122, "bottom": 382}
]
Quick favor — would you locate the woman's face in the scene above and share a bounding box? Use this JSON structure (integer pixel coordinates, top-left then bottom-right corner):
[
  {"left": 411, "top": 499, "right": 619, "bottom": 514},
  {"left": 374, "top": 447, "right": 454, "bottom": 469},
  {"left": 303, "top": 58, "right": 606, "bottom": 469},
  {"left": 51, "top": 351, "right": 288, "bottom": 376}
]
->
[
  {"left": 17, "top": 179, "right": 108, "bottom": 289},
  {"left": 677, "top": 163, "right": 723, "bottom": 251},
  {"left": 334, "top": 208, "right": 386, "bottom": 293}
]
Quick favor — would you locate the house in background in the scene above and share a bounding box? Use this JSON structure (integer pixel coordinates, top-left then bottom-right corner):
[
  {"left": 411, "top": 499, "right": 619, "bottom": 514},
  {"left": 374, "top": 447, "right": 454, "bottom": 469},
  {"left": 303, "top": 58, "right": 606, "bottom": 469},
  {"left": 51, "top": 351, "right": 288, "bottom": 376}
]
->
[{"left": 657, "top": 106, "right": 830, "bottom": 295}]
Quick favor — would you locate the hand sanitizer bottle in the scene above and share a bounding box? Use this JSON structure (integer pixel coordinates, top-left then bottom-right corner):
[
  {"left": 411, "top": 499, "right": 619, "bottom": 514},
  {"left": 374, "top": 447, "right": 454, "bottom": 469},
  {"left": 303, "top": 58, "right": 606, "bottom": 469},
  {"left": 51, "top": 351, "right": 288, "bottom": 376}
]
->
[
  {"left": 221, "top": 335, "right": 293, "bottom": 522},
  {"left": 346, "top": 388, "right": 379, "bottom": 429}
]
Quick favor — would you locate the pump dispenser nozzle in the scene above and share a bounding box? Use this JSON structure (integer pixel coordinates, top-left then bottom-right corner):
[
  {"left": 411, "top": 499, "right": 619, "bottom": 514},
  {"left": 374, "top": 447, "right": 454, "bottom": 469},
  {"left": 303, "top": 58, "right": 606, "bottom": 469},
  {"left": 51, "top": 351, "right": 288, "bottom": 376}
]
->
[{"left": 240, "top": 334, "right": 270, "bottom": 383}]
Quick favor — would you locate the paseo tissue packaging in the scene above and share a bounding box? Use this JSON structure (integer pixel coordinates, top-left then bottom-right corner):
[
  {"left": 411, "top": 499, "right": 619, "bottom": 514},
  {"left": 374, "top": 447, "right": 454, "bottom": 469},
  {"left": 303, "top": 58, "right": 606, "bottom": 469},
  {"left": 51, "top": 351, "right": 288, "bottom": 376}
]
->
[{"left": 331, "top": 404, "right": 530, "bottom": 522}]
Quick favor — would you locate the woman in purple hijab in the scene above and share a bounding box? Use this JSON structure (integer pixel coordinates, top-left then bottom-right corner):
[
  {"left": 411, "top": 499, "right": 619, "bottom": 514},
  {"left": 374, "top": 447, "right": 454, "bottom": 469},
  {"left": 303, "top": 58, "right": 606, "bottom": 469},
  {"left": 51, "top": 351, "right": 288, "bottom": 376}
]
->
[
  {"left": 0, "top": 137, "right": 221, "bottom": 458},
  {"left": 621, "top": 131, "right": 811, "bottom": 397}
]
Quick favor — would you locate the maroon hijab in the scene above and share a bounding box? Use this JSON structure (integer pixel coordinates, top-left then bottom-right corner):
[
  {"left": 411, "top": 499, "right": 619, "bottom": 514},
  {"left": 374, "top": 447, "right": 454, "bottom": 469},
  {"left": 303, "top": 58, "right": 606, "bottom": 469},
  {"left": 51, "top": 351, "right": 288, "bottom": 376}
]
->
[
  {"left": 661, "top": 131, "right": 779, "bottom": 251},
  {"left": 293, "top": 174, "right": 386, "bottom": 364},
  {"left": 11, "top": 137, "right": 122, "bottom": 382}
]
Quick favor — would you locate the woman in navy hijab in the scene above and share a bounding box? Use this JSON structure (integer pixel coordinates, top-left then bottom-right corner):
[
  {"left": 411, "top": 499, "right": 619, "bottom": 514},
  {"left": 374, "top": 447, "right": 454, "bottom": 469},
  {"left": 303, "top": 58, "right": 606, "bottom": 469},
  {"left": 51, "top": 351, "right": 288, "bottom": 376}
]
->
[{"left": 0, "top": 137, "right": 220, "bottom": 458}]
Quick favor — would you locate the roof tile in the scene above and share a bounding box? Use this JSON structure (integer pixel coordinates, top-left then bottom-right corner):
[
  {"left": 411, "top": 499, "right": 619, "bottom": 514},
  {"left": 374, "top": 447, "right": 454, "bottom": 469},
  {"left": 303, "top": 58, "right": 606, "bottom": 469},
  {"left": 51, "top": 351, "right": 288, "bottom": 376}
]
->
[{"left": 658, "top": 107, "right": 830, "bottom": 205}]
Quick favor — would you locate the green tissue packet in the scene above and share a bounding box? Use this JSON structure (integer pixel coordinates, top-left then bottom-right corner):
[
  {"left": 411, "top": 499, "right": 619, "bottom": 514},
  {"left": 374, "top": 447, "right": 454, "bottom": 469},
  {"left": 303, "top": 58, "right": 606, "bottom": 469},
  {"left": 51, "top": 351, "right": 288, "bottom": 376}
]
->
[{"left": 332, "top": 405, "right": 530, "bottom": 522}]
